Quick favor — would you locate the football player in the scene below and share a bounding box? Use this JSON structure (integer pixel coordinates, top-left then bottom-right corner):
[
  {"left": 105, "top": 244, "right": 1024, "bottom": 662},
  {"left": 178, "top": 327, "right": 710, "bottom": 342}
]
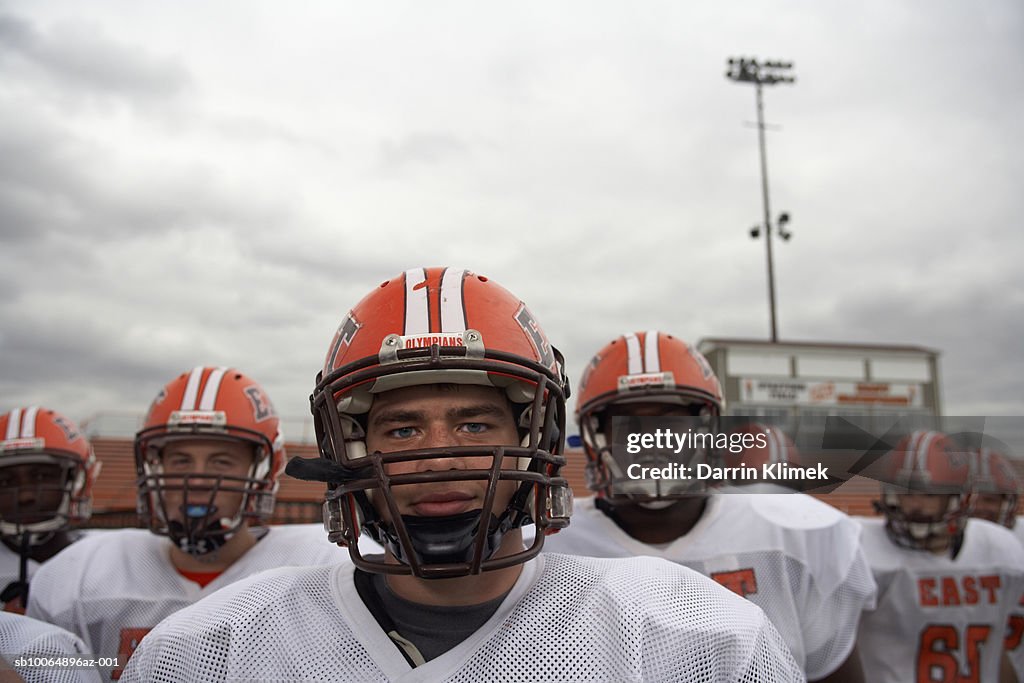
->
[
  {"left": 27, "top": 367, "right": 340, "bottom": 679},
  {"left": 122, "top": 268, "right": 802, "bottom": 682},
  {"left": 0, "top": 407, "right": 99, "bottom": 613},
  {"left": 969, "top": 446, "right": 1021, "bottom": 533},
  {"left": 542, "top": 330, "right": 876, "bottom": 682},
  {"left": 856, "top": 430, "right": 1024, "bottom": 682}
]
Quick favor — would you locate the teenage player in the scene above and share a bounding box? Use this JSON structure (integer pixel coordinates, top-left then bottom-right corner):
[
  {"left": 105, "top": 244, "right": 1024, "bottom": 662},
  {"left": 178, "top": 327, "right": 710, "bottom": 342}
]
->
[
  {"left": 856, "top": 430, "right": 1024, "bottom": 682},
  {"left": 122, "top": 268, "right": 802, "bottom": 682},
  {"left": 27, "top": 367, "right": 340, "bottom": 679},
  {"left": 0, "top": 407, "right": 99, "bottom": 612},
  {"left": 543, "top": 330, "right": 876, "bottom": 682}
]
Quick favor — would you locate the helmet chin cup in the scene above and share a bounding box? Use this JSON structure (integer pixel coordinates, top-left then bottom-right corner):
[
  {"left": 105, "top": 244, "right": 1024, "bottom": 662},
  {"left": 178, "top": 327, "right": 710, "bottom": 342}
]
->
[
  {"left": 638, "top": 500, "right": 676, "bottom": 511},
  {"left": 387, "top": 511, "right": 504, "bottom": 568},
  {"left": 167, "top": 504, "right": 233, "bottom": 556}
]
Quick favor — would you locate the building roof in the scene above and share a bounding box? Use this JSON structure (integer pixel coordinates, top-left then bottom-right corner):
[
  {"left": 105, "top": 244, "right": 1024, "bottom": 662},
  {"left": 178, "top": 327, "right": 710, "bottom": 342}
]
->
[{"left": 698, "top": 337, "right": 939, "bottom": 355}]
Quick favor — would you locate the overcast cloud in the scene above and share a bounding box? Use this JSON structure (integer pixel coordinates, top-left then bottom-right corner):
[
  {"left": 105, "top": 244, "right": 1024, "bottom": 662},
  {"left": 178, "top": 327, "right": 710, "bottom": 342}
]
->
[{"left": 1, "top": 0, "right": 1022, "bottom": 441}]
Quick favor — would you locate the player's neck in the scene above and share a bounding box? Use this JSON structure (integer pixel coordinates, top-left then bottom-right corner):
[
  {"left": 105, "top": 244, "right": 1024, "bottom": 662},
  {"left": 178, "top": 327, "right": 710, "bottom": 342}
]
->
[
  {"left": 1, "top": 531, "right": 74, "bottom": 562},
  {"left": 384, "top": 529, "right": 524, "bottom": 607},
  {"left": 168, "top": 524, "right": 257, "bottom": 573},
  {"left": 924, "top": 536, "right": 956, "bottom": 557},
  {"left": 602, "top": 496, "right": 708, "bottom": 544}
]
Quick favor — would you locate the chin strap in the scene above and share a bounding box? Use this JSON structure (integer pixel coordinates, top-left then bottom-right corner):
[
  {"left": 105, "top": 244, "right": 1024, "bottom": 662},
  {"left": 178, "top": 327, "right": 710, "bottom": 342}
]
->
[
  {"left": 0, "top": 533, "right": 31, "bottom": 611},
  {"left": 167, "top": 506, "right": 233, "bottom": 556}
]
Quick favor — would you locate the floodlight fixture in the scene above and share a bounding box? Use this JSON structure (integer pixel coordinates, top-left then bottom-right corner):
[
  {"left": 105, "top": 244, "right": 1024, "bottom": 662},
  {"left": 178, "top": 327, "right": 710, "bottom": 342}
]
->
[{"left": 725, "top": 56, "right": 796, "bottom": 343}]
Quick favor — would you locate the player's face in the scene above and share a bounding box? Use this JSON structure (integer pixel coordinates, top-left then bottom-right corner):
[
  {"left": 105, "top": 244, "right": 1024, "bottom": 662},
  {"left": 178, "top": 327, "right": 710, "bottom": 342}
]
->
[
  {"left": 971, "top": 493, "right": 1008, "bottom": 525},
  {"left": 365, "top": 384, "right": 521, "bottom": 521},
  {"left": 897, "top": 493, "right": 951, "bottom": 521},
  {"left": 158, "top": 438, "right": 254, "bottom": 523},
  {"left": 600, "top": 401, "right": 696, "bottom": 443},
  {"left": 0, "top": 462, "right": 66, "bottom": 525}
]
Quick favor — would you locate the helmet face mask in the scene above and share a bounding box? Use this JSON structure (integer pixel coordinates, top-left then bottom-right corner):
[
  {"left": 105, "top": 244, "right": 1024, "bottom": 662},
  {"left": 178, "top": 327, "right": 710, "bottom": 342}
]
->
[
  {"left": 875, "top": 430, "right": 973, "bottom": 552},
  {"left": 878, "top": 492, "right": 969, "bottom": 551},
  {"left": 0, "top": 457, "right": 78, "bottom": 538},
  {"left": 582, "top": 398, "right": 717, "bottom": 502},
  {"left": 0, "top": 407, "right": 98, "bottom": 544},
  {"left": 576, "top": 332, "right": 723, "bottom": 504},
  {"left": 135, "top": 367, "right": 285, "bottom": 556},
  {"left": 968, "top": 447, "right": 1020, "bottom": 529},
  {"left": 311, "top": 268, "right": 572, "bottom": 579},
  {"left": 972, "top": 493, "right": 1017, "bottom": 529},
  {"left": 136, "top": 433, "right": 269, "bottom": 555}
]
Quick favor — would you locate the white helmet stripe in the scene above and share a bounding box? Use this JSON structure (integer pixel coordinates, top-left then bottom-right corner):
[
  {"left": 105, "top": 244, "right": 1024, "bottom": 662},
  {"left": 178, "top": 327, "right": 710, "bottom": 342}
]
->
[
  {"left": 198, "top": 367, "right": 229, "bottom": 411},
  {"left": 181, "top": 366, "right": 205, "bottom": 411},
  {"left": 5, "top": 409, "right": 22, "bottom": 440},
  {"left": 901, "top": 430, "right": 921, "bottom": 472},
  {"left": 643, "top": 330, "right": 661, "bottom": 373},
  {"left": 904, "top": 430, "right": 937, "bottom": 474},
  {"left": 404, "top": 267, "right": 429, "bottom": 335},
  {"left": 976, "top": 449, "right": 992, "bottom": 478},
  {"left": 624, "top": 333, "right": 643, "bottom": 375},
  {"left": 20, "top": 406, "right": 39, "bottom": 438},
  {"left": 439, "top": 268, "right": 466, "bottom": 333}
]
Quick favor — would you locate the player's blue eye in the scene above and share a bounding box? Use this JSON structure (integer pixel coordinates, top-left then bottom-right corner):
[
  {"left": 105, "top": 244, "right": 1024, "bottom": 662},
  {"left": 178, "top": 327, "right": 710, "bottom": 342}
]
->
[
  {"left": 391, "top": 427, "right": 416, "bottom": 439},
  {"left": 462, "top": 423, "right": 487, "bottom": 434}
]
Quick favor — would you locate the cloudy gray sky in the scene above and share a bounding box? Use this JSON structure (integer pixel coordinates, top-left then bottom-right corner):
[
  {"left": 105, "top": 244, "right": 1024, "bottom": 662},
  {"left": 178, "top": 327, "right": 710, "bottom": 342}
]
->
[{"left": 2, "top": 1, "right": 1022, "bottom": 439}]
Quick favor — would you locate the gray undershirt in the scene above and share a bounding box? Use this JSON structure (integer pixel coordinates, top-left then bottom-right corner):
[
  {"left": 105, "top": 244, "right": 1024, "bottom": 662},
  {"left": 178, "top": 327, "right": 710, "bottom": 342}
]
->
[{"left": 370, "top": 572, "right": 508, "bottom": 663}]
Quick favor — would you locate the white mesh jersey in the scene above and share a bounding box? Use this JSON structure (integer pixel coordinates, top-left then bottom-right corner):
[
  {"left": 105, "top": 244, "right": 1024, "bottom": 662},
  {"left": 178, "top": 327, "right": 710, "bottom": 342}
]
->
[
  {"left": 121, "top": 553, "right": 804, "bottom": 683},
  {"left": 26, "top": 525, "right": 342, "bottom": 680},
  {"left": 856, "top": 516, "right": 1024, "bottom": 683},
  {"left": 1010, "top": 519, "right": 1024, "bottom": 683},
  {"left": 542, "top": 494, "right": 876, "bottom": 680},
  {"left": 0, "top": 612, "right": 102, "bottom": 683}
]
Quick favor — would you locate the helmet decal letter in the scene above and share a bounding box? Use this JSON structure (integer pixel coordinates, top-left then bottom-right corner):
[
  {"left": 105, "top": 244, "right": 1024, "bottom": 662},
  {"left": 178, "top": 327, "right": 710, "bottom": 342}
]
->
[
  {"left": 325, "top": 314, "right": 360, "bottom": 373},
  {"left": 244, "top": 386, "right": 275, "bottom": 422},
  {"left": 52, "top": 415, "right": 80, "bottom": 443},
  {"left": 515, "top": 304, "right": 554, "bottom": 369}
]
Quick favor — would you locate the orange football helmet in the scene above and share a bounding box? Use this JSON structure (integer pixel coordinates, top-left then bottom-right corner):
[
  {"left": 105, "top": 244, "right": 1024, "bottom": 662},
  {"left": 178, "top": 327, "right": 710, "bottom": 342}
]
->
[
  {"left": 305, "top": 267, "right": 571, "bottom": 578},
  {"left": 0, "top": 407, "right": 99, "bottom": 542},
  {"left": 969, "top": 447, "right": 1020, "bottom": 529},
  {"left": 134, "top": 367, "right": 285, "bottom": 555},
  {"left": 575, "top": 331, "right": 723, "bottom": 502},
  {"left": 874, "top": 430, "right": 973, "bottom": 550}
]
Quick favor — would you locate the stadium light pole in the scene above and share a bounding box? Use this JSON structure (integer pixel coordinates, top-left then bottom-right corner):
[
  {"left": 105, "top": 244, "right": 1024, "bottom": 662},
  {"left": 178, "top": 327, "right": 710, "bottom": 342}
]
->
[{"left": 726, "top": 57, "right": 795, "bottom": 343}]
